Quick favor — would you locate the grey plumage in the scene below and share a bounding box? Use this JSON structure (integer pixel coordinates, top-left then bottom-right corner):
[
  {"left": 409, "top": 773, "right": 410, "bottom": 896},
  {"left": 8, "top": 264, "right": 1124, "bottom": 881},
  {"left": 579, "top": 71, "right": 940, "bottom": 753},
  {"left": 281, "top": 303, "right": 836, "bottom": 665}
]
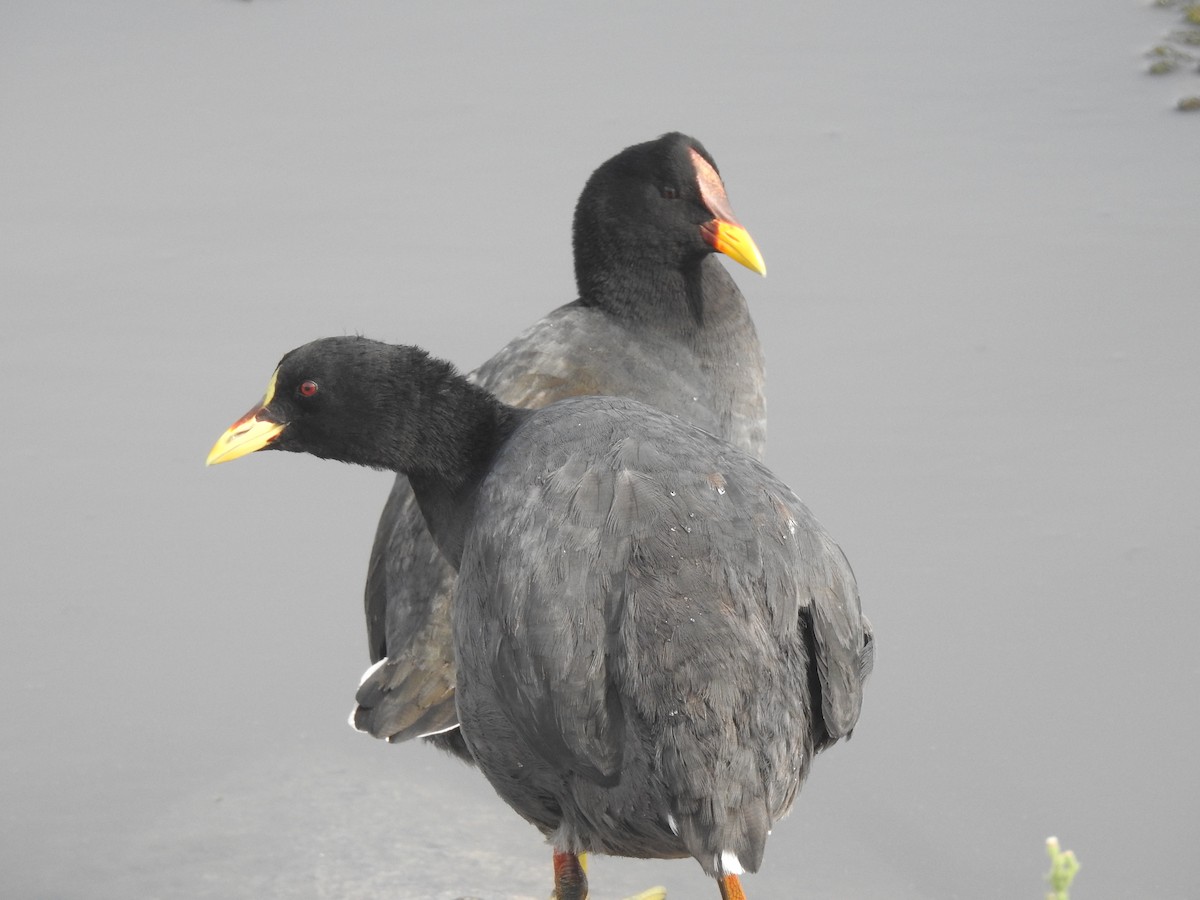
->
[
  {"left": 357, "top": 134, "right": 767, "bottom": 749},
  {"left": 450, "top": 395, "right": 869, "bottom": 875}
]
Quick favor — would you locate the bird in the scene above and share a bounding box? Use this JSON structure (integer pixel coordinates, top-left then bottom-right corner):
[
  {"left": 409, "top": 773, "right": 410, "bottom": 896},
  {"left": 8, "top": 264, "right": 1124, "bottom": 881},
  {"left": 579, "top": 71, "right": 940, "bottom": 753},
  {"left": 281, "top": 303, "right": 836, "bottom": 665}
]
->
[
  {"left": 359, "top": 132, "right": 769, "bottom": 762},
  {"left": 207, "top": 335, "right": 873, "bottom": 900}
]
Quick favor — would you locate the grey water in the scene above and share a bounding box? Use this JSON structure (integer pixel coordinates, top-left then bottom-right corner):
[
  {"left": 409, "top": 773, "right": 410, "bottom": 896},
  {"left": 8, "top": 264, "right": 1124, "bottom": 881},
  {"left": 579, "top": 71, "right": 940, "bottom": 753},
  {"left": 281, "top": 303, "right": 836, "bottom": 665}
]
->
[{"left": 2, "top": 2, "right": 1196, "bottom": 898}]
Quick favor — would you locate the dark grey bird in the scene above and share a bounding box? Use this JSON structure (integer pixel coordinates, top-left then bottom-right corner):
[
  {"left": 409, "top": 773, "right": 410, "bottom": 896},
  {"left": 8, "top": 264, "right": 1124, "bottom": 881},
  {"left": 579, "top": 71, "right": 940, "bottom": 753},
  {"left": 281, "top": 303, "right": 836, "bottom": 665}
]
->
[
  {"left": 357, "top": 133, "right": 769, "bottom": 760},
  {"left": 207, "top": 336, "right": 873, "bottom": 900}
]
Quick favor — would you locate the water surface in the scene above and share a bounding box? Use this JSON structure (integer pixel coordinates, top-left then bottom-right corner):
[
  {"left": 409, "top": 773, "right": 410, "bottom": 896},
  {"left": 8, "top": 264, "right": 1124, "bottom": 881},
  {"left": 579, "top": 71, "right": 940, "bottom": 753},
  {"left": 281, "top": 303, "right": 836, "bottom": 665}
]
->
[{"left": 2, "top": 2, "right": 1196, "bottom": 897}]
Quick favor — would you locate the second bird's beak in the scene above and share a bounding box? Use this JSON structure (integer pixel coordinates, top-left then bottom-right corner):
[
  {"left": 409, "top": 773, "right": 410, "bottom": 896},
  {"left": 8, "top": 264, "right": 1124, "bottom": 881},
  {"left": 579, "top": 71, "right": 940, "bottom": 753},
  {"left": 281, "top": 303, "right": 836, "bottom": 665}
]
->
[
  {"left": 690, "top": 147, "right": 767, "bottom": 276},
  {"left": 704, "top": 218, "right": 767, "bottom": 276}
]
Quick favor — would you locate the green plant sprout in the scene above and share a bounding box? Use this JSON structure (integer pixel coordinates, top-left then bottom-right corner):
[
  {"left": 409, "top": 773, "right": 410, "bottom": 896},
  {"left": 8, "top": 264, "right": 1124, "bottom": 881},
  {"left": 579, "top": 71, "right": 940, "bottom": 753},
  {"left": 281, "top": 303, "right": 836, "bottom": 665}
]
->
[{"left": 1045, "top": 836, "right": 1081, "bottom": 900}]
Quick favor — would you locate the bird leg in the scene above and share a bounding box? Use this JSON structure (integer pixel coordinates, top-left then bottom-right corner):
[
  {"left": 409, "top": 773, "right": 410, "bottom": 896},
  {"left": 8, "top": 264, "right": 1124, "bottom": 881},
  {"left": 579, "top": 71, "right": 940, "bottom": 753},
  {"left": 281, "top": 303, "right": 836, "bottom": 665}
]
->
[
  {"left": 548, "top": 851, "right": 667, "bottom": 900},
  {"left": 553, "top": 849, "right": 588, "bottom": 900},
  {"left": 718, "top": 874, "right": 747, "bottom": 900}
]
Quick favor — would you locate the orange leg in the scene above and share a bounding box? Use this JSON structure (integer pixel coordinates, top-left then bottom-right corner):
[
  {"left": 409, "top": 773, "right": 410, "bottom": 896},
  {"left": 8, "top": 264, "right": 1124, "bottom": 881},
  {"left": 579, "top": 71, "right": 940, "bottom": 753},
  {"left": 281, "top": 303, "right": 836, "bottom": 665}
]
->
[
  {"left": 553, "top": 849, "right": 588, "bottom": 900},
  {"left": 719, "top": 873, "right": 747, "bottom": 900}
]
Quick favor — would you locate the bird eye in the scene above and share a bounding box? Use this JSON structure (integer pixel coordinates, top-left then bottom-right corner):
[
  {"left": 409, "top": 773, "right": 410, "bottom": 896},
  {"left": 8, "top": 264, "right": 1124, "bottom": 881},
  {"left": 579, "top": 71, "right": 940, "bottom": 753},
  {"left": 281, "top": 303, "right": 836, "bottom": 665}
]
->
[
  {"left": 298, "top": 380, "right": 319, "bottom": 397},
  {"left": 660, "top": 186, "right": 679, "bottom": 200}
]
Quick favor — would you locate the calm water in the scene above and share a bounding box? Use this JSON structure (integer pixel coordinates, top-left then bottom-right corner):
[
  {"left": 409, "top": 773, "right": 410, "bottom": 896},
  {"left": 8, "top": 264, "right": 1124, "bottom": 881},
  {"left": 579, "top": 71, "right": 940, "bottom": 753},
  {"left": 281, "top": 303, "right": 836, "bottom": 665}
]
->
[{"left": 2, "top": 2, "right": 1196, "bottom": 898}]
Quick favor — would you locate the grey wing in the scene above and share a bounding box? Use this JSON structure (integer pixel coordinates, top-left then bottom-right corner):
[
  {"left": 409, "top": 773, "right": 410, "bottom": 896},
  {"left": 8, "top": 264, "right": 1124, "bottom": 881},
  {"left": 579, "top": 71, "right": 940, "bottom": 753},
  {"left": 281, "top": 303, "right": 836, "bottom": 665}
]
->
[
  {"left": 725, "top": 452, "right": 870, "bottom": 745},
  {"left": 782, "top": 493, "right": 871, "bottom": 744},
  {"left": 356, "top": 481, "right": 459, "bottom": 741},
  {"left": 471, "top": 306, "right": 726, "bottom": 439}
]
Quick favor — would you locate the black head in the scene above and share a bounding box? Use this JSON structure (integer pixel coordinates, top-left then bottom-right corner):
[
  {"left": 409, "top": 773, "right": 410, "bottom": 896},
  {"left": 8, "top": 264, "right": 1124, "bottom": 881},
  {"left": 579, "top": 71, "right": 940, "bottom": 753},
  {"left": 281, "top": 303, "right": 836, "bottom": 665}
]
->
[
  {"left": 207, "top": 336, "right": 452, "bottom": 472},
  {"left": 572, "top": 132, "right": 765, "bottom": 305}
]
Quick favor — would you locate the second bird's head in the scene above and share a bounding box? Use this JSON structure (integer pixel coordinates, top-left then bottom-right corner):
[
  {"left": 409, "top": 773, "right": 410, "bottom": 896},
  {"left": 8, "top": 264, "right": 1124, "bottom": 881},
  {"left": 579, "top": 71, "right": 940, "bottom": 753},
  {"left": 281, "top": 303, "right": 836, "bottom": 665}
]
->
[{"left": 572, "top": 131, "right": 766, "bottom": 281}]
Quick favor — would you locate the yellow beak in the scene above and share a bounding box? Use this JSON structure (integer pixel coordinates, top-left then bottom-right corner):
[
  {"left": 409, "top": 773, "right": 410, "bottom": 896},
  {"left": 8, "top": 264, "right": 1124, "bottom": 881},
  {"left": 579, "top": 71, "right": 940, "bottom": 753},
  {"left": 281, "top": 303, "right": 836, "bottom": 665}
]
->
[
  {"left": 207, "top": 406, "right": 286, "bottom": 465},
  {"left": 690, "top": 146, "right": 767, "bottom": 277},
  {"left": 709, "top": 219, "right": 767, "bottom": 276},
  {"left": 207, "top": 368, "right": 287, "bottom": 466}
]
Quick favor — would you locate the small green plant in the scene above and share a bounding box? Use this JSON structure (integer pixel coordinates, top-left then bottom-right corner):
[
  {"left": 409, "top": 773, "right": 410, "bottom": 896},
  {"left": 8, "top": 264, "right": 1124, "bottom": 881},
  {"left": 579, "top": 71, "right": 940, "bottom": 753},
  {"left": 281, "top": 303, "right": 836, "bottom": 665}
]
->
[
  {"left": 1044, "top": 836, "right": 1080, "bottom": 900},
  {"left": 1147, "top": 43, "right": 1192, "bottom": 74},
  {"left": 1146, "top": 0, "right": 1200, "bottom": 101}
]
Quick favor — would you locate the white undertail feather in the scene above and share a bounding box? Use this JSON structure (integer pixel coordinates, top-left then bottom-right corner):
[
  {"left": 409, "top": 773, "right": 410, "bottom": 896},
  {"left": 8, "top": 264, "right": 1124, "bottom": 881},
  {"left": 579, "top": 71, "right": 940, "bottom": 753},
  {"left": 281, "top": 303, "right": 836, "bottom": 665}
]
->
[{"left": 719, "top": 850, "right": 745, "bottom": 876}]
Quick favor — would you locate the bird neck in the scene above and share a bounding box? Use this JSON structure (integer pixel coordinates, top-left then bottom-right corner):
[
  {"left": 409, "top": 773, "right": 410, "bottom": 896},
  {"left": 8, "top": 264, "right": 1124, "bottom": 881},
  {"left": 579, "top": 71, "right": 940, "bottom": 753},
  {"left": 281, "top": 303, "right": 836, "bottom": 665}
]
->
[
  {"left": 578, "top": 254, "right": 750, "bottom": 341},
  {"left": 395, "top": 368, "right": 529, "bottom": 569},
  {"left": 580, "top": 254, "right": 739, "bottom": 336}
]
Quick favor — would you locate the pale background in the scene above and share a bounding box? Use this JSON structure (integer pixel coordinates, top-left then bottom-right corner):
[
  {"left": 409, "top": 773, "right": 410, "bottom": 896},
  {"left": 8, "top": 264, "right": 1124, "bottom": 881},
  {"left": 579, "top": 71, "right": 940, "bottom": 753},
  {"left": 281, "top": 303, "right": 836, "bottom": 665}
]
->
[{"left": 2, "top": 2, "right": 1197, "bottom": 898}]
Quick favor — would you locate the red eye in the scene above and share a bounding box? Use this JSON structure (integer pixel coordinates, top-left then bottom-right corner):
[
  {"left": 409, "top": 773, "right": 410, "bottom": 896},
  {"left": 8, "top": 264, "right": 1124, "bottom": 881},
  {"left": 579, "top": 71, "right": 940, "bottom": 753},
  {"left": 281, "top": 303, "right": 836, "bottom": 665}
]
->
[{"left": 299, "top": 380, "right": 319, "bottom": 397}]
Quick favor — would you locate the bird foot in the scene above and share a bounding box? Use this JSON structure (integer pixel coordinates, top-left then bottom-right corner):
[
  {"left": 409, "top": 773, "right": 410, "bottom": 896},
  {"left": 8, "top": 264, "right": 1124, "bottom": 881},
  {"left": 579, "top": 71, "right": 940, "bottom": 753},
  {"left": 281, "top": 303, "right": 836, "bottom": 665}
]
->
[{"left": 546, "top": 887, "right": 666, "bottom": 900}]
